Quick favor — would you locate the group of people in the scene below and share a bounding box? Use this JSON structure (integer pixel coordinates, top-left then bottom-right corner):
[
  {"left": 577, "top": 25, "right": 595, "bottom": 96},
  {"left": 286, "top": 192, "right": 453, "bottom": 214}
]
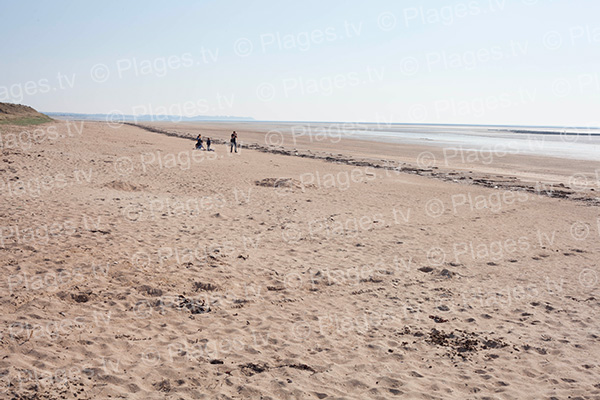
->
[
  {"left": 195, "top": 131, "right": 238, "bottom": 153},
  {"left": 195, "top": 134, "right": 212, "bottom": 151}
]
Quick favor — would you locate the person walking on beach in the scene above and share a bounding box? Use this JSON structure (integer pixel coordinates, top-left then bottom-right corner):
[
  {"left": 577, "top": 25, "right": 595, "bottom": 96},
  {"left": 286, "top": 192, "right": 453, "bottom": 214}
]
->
[
  {"left": 206, "top": 137, "right": 212, "bottom": 151},
  {"left": 230, "top": 131, "right": 238, "bottom": 153},
  {"left": 195, "top": 134, "right": 204, "bottom": 150}
]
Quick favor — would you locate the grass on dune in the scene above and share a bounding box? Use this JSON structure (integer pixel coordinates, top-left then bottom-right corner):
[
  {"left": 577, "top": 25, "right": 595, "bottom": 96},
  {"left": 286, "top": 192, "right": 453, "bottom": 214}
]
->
[{"left": 0, "top": 115, "right": 54, "bottom": 126}]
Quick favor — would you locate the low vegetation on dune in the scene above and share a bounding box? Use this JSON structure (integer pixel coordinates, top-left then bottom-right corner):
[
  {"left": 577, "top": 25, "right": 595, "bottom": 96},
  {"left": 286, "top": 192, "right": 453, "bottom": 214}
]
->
[{"left": 0, "top": 102, "right": 53, "bottom": 125}]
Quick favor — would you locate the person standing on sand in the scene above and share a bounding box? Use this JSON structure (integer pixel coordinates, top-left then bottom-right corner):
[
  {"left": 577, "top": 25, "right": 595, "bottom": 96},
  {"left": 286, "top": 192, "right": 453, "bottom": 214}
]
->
[
  {"left": 230, "top": 131, "right": 238, "bottom": 153},
  {"left": 195, "top": 134, "right": 204, "bottom": 150},
  {"left": 206, "top": 137, "right": 212, "bottom": 151}
]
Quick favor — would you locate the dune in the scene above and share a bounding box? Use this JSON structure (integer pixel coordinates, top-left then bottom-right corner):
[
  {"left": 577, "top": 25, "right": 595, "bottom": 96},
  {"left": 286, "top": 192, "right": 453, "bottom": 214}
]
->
[{"left": 0, "top": 102, "right": 53, "bottom": 126}]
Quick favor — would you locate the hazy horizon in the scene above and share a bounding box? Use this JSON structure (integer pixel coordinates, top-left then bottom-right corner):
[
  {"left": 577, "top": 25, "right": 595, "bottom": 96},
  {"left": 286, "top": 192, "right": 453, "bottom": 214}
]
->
[
  {"left": 1, "top": 1, "right": 599, "bottom": 127},
  {"left": 42, "top": 111, "right": 600, "bottom": 130}
]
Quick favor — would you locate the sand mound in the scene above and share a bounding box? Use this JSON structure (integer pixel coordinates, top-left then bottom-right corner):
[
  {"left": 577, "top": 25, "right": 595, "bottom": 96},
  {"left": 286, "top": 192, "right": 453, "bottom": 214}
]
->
[
  {"left": 0, "top": 102, "right": 52, "bottom": 125},
  {"left": 104, "top": 180, "right": 144, "bottom": 192},
  {"left": 254, "top": 177, "right": 306, "bottom": 189}
]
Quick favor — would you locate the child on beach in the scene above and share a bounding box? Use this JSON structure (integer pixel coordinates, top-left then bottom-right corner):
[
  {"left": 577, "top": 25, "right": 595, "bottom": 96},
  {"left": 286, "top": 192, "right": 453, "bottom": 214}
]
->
[
  {"left": 195, "top": 134, "right": 204, "bottom": 150},
  {"left": 206, "top": 137, "right": 212, "bottom": 151}
]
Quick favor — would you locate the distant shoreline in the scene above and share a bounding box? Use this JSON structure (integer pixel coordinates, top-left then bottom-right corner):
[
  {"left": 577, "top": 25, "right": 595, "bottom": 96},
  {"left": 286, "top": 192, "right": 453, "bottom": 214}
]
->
[
  {"left": 44, "top": 112, "right": 255, "bottom": 122},
  {"left": 45, "top": 114, "right": 600, "bottom": 160},
  {"left": 44, "top": 112, "right": 600, "bottom": 132}
]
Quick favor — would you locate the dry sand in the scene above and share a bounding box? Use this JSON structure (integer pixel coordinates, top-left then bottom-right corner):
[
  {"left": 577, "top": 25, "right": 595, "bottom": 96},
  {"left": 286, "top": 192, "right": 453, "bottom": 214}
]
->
[{"left": 0, "top": 120, "right": 599, "bottom": 399}]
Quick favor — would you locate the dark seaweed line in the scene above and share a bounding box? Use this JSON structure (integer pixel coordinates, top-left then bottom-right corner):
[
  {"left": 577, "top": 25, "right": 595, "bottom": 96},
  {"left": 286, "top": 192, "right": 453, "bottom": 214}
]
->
[{"left": 124, "top": 123, "right": 598, "bottom": 206}]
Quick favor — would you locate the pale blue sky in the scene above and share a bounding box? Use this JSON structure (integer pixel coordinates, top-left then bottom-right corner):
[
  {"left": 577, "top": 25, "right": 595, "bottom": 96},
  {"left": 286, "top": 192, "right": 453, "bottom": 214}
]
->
[{"left": 0, "top": 0, "right": 598, "bottom": 126}]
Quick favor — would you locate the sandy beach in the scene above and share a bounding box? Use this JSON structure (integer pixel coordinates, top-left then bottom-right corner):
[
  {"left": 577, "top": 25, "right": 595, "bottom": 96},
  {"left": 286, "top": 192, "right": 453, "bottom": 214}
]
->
[{"left": 0, "top": 119, "right": 598, "bottom": 399}]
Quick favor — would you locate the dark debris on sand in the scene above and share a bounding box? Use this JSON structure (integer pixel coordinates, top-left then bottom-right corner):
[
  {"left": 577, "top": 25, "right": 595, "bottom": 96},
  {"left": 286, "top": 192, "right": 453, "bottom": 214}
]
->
[
  {"left": 398, "top": 326, "right": 508, "bottom": 360},
  {"left": 71, "top": 293, "right": 89, "bottom": 303},
  {"left": 427, "top": 328, "right": 508, "bottom": 360},
  {"left": 254, "top": 177, "right": 305, "bottom": 189},
  {"left": 175, "top": 295, "right": 210, "bottom": 314},
  {"left": 193, "top": 282, "right": 218, "bottom": 292},
  {"left": 138, "top": 285, "right": 163, "bottom": 296},
  {"left": 153, "top": 379, "right": 171, "bottom": 392},
  {"left": 240, "top": 363, "right": 269, "bottom": 376},
  {"left": 284, "top": 363, "right": 316, "bottom": 372},
  {"left": 429, "top": 315, "right": 448, "bottom": 323}
]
